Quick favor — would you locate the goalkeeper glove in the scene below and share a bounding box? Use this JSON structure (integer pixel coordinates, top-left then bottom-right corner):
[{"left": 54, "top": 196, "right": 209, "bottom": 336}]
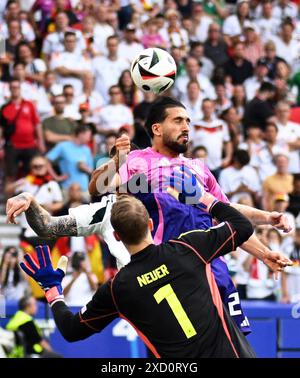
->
[{"left": 20, "top": 245, "right": 68, "bottom": 305}]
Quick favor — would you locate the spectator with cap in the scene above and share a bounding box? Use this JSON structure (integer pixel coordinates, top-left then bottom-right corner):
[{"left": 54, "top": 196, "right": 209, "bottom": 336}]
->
[
  {"left": 42, "top": 94, "right": 77, "bottom": 151},
  {"left": 244, "top": 58, "right": 270, "bottom": 100},
  {"left": 98, "top": 85, "right": 134, "bottom": 136},
  {"left": 243, "top": 81, "right": 276, "bottom": 131},
  {"left": 50, "top": 31, "right": 92, "bottom": 96},
  {"left": 46, "top": 124, "right": 94, "bottom": 195},
  {"left": 118, "top": 23, "right": 143, "bottom": 64},
  {"left": 223, "top": 41, "right": 253, "bottom": 85},
  {"left": 92, "top": 35, "right": 129, "bottom": 103},
  {"left": 262, "top": 153, "right": 293, "bottom": 211},
  {"left": 242, "top": 21, "right": 264, "bottom": 66}
]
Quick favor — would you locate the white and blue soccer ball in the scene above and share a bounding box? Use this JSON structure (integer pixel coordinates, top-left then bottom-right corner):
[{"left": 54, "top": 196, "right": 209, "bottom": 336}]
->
[{"left": 130, "top": 48, "right": 177, "bottom": 95}]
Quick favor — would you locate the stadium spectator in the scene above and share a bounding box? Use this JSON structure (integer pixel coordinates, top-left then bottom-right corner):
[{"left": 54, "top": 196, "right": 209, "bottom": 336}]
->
[
  {"left": 42, "top": 94, "right": 76, "bottom": 150},
  {"left": 118, "top": 69, "right": 143, "bottom": 109},
  {"left": 174, "top": 56, "right": 216, "bottom": 100},
  {"left": 287, "top": 174, "right": 300, "bottom": 218},
  {"left": 223, "top": 41, "right": 253, "bottom": 85},
  {"left": 243, "top": 81, "right": 275, "bottom": 131},
  {"left": 221, "top": 106, "right": 243, "bottom": 149},
  {"left": 141, "top": 18, "right": 167, "bottom": 49},
  {"left": 6, "top": 295, "right": 62, "bottom": 357},
  {"left": 190, "top": 2, "right": 213, "bottom": 43},
  {"left": 239, "top": 124, "right": 264, "bottom": 165},
  {"left": 263, "top": 40, "right": 286, "bottom": 80},
  {"left": 50, "top": 31, "right": 92, "bottom": 96},
  {"left": 12, "top": 62, "right": 39, "bottom": 103},
  {"left": 0, "top": 246, "right": 29, "bottom": 301},
  {"left": 191, "top": 98, "right": 232, "bottom": 178},
  {"left": 254, "top": 0, "right": 281, "bottom": 43},
  {"left": 93, "top": 5, "right": 115, "bottom": 54},
  {"left": 160, "top": 9, "right": 189, "bottom": 51},
  {"left": 118, "top": 23, "right": 143, "bottom": 64},
  {"left": 262, "top": 153, "right": 293, "bottom": 211},
  {"left": 0, "top": 79, "right": 45, "bottom": 182},
  {"left": 275, "top": 101, "right": 300, "bottom": 174},
  {"left": 36, "top": 70, "right": 59, "bottom": 120},
  {"left": 281, "top": 225, "right": 300, "bottom": 303},
  {"left": 214, "top": 82, "right": 231, "bottom": 116},
  {"left": 15, "top": 42, "right": 47, "bottom": 86},
  {"left": 244, "top": 58, "right": 270, "bottom": 101},
  {"left": 42, "top": 11, "right": 85, "bottom": 62},
  {"left": 223, "top": 0, "right": 250, "bottom": 44},
  {"left": 204, "top": 22, "right": 229, "bottom": 67},
  {"left": 231, "top": 84, "right": 246, "bottom": 119},
  {"left": 63, "top": 252, "right": 98, "bottom": 306},
  {"left": 242, "top": 22, "right": 264, "bottom": 66},
  {"left": 189, "top": 41, "right": 214, "bottom": 79},
  {"left": 98, "top": 85, "right": 133, "bottom": 135},
  {"left": 62, "top": 84, "right": 81, "bottom": 120},
  {"left": 219, "top": 149, "right": 261, "bottom": 204},
  {"left": 92, "top": 35, "right": 129, "bottom": 103},
  {"left": 46, "top": 124, "right": 94, "bottom": 195},
  {"left": 180, "top": 80, "right": 204, "bottom": 124}
]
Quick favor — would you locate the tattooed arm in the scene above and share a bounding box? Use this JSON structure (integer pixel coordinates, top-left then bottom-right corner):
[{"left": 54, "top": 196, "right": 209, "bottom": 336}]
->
[{"left": 6, "top": 192, "right": 77, "bottom": 238}]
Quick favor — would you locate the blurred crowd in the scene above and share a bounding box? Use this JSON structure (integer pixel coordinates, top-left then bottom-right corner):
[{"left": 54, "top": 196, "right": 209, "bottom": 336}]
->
[{"left": 0, "top": 0, "right": 300, "bottom": 312}]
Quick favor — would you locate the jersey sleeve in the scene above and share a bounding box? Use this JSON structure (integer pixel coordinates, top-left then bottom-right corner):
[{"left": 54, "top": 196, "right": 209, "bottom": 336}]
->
[
  {"left": 69, "top": 195, "right": 131, "bottom": 268},
  {"left": 51, "top": 280, "right": 118, "bottom": 341}
]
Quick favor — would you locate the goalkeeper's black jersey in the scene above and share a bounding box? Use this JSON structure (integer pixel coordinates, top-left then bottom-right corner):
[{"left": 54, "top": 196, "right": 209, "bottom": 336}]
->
[{"left": 52, "top": 201, "right": 256, "bottom": 358}]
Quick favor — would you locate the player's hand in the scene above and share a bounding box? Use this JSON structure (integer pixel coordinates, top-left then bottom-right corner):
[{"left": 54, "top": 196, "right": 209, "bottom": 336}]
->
[
  {"left": 268, "top": 212, "right": 292, "bottom": 233},
  {"left": 262, "top": 249, "right": 293, "bottom": 277},
  {"left": 20, "top": 245, "right": 68, "bottom": 304},
  {"left": 164, "top": 165, "right": 217, "bottom": 211},
  {"left": 6, "top": 192, "right": 33, "bottom": 224}
]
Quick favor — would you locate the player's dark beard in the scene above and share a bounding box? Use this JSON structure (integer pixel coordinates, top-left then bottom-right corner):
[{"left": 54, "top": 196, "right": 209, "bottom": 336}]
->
[{"left": 163, "top": 134, "right": 188, "bottom": 153}]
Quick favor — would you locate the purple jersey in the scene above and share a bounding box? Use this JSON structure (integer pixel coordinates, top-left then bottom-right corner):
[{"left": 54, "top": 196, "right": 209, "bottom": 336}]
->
[{"left": 120, "top": 148, "right": 251, "bottom": 333}]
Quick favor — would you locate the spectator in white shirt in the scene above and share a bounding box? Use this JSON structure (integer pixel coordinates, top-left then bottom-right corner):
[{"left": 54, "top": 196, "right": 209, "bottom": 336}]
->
[
  {"left": 239, "top": 124, "right": 265, "bottom": 165},
  {"left": 160, "top": 9, "right": 189, "bottom": 51},
  {"left": 42, "top": 11, "right": 86, "bottom": 63},
  {"left": 244, "top": 58, "right": 270, "bottom": 101},
  {"left": 12, "top": 62, "right": 39, "bottom": 103},
  {"left": 191, "top": 98, "right": 232, "bottom": 178},
  {"left": 16, "top": 42, "right": 47, "bottom": 86},
  {"left": 174, "top": 56, "right": 216, "bottom": 100},
  {"left": 93, "top": 4, "right": 115, "bottom": 56},
  {"left": 93, "top": 35, "right": 129, "bottom": 103},
  {"left": 275, "top": 101, "right": 300, "bottom": 173},
  {"left": 219, "top": 149, "right": 261, "bottom": 203},
  {"left": 273, "top": 0, "right": 298, "bottom": 21},
  {"left": 98, "top": 85, "right": 133, "bottom": 135},
  {"left": 62, "top": 84, "right": 81, "bottom": 120},
  {"left": 181, "top": 80, "right": 204, "bottom": 124},
  {"left": 271, "top": 19, "right": 300, "bottom": 70},
  {"left": 255, "top": 0, "right": 281, "bottom": 43},
  {"left": 214, "top": 82, "right": 232, "bottom": 116},
  {"left": 191, "top": 2, "right": 213, "bottom": 43},
  {"left": 118, "top": 23, "right": 144, "bottom": 64},
  {"left": 50, "top": 31, "right": 92, "bottom": 96},
  {"left": 223, "top": 0, "right": 250, "bottom": 45},
  {"left": 190, "top": 41, "right": 214, "bottom": 79},
  {"left": 36, "top": 70, "right": 60, "bottom": 120}
]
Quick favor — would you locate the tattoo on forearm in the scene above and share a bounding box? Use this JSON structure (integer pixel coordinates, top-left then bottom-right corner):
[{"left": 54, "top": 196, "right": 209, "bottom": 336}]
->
[{"left": 25, "top": 200, "right": 77, "bottom": 238}]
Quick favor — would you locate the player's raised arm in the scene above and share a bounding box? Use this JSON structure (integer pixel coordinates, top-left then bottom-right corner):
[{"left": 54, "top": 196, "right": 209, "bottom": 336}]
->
[
  {"left": 19, "top": 245, "right": 118, "bottom": 342},
  {"left": 6, "top": 192, "right": 78, "bottom": 237},
  {"left": 89, "top": 134, "right": 131, "bottom": 195}
]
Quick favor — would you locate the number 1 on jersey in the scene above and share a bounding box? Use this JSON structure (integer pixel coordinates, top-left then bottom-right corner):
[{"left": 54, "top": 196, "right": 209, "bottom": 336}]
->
[{"left": 154, "top": 283, "right": 197, "bottom": 339}]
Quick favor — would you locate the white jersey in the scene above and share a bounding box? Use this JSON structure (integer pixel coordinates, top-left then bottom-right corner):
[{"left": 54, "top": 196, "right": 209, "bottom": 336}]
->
[{"left": 68, "top": 194, "right": 131, "bottom": 269}]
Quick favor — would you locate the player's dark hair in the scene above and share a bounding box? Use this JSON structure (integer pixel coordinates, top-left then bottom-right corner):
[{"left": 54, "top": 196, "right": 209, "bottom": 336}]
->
[
  {"left": 111, "top": 196, "right": 150, "bottom": 245},
  {"left": 145, "top": 96, "right": 186, "bottom": 138}
]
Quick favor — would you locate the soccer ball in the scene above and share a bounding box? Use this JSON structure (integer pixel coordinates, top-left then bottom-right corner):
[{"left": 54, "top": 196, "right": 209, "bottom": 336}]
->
[{"left": 130, "top": 48, "right": 177, "bottom": 94}]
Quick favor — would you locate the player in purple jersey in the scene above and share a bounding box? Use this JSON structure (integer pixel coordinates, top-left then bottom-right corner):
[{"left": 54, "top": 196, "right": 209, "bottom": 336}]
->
[{"left": 90, "top": 97, "right": 292, "bottom": 333}]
